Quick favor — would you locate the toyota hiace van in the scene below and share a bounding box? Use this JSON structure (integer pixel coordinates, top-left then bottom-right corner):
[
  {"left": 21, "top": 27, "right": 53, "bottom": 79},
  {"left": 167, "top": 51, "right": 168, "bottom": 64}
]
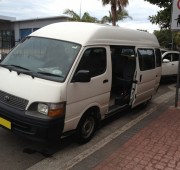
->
[{"left": 0, "top": 22, "right": 161, "bottom": 143}]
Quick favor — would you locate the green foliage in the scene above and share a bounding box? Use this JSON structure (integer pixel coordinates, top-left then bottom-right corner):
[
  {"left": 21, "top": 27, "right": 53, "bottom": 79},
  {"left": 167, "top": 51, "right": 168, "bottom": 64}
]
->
[
  {"left": 154, "top": 30, "right": 180, "bottom": 50},
  {"left": 81, "top": 12, "right": 98, "bottom": 23},
  {"left": 149, "top": 6, "right": 171, "bottom": 29},
  {"left": 101, "top": 0, "right": 129, "bottom": 26},
  {"left": 63, "top": 9, "right": 98, "bottom": 23},
  {"left": 144, "top": 0, "right": 172, "bottom": 29},
  {"left": 154, "top": 30, "right": 172, "bottom": 48},
  {"left": 101, "top": 9, "right": 132, "bottom": 24},
  {"left": 146, "top": 0, "right": 180, "bottom": 50},
  {"left": 64, "top": 7, "right": 131, "bottom": 26},
  {"left": 144, "top": 0, "right": 171, "bottom": 8}
]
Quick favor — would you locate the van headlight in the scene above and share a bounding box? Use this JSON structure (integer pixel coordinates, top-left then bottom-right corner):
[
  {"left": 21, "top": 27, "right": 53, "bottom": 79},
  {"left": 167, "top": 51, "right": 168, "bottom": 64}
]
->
[
  {"left": 37, "top": 102, "right": 65, "bottom": 117},
  {"left": 38, "top": 103, "right": 48, "bottom": 115}
]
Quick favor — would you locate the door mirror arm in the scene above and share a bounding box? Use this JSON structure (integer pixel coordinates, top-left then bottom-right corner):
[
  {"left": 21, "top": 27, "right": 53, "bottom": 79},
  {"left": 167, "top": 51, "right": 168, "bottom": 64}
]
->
[{"left": 72, "top": 70, "right": 91, "bottom": 83}]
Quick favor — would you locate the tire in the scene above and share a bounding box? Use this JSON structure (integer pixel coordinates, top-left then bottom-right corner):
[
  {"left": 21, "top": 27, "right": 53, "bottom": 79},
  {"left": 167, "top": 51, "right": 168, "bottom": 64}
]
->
[{"left": 76, "top": 111, "right": 97, "bottom": 144}]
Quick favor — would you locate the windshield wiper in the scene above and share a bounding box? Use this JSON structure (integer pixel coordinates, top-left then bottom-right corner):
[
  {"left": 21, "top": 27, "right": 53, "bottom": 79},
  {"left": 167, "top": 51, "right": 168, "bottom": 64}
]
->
[
  {"left": 0, "top": 64, "right": 13, "bottom": 71},
  {"left": 0, "top": 64, "right": 9, "bottom": 68},
  {"left": 37, "top": 71, "right": 64, "bottom": 78},
  {"left": 17, "top": 70, "right": 37, "bottom": 78},
  {"left": 0, "top": 64, "right": 36, "bottom": 78},
  {"left": 0, "top": 64, "right": 30, "bottom": 71},
  {"left": 0, "top": 64, "right": 64, "bottom": 79},
  {"left": 10, "top": 65, "right": 30, "bottom": 71}
]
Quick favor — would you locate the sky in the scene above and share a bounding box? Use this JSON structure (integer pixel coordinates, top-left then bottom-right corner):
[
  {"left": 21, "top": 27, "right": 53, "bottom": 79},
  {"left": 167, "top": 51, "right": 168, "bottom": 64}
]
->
[{"left": 0, "top": 0, "right": 161, "bottom": 33}]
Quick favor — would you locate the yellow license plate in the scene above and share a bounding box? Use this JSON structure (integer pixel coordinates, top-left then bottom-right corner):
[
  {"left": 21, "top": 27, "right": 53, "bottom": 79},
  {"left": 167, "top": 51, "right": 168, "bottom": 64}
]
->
[{"left": 0, "top": 117, "right": 11, "bottom": 130}]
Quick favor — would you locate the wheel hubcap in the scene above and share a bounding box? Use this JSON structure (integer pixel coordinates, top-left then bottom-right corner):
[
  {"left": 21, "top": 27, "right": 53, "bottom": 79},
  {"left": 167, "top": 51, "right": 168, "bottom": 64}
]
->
[{"left": 82, "top": 117, "right": 95, "bottom": 139}]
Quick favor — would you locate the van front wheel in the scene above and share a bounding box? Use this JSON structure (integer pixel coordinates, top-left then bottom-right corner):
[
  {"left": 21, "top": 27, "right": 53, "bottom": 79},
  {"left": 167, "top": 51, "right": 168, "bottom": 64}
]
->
[{"left": 76, "top": 111, "right": 97, "bottom": 144}]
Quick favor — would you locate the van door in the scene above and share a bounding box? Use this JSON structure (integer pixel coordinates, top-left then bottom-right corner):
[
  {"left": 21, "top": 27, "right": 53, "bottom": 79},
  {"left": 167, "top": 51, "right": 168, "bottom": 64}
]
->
[
  {"left": 110, "top": 45, "right": 136, "bottom": 107},
  {"left": 154, "top": 48, "right": 162, "bottom": 91},
  {"left": 65, "top": 46, "right": 111, "bottom": 131},
  {"left": 132, "top": 48, "right": 156, "bottom": 107}
]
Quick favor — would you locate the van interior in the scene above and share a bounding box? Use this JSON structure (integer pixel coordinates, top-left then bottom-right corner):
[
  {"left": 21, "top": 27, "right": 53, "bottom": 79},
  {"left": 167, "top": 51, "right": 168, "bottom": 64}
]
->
[{"left": 109, "top": 46, "right": 136, "bottom": 112}]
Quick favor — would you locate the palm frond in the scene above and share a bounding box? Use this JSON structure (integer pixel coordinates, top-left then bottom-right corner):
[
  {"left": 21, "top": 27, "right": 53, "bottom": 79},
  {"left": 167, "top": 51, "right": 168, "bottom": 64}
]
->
[{"left": 63, "top": 9, "right": 80, "bottom": 21}]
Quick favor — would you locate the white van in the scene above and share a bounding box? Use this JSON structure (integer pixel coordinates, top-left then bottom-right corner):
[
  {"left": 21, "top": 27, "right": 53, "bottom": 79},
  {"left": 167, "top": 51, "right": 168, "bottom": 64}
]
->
[{"left": 0, "top": 22, "right": 161, "bottom": 143}]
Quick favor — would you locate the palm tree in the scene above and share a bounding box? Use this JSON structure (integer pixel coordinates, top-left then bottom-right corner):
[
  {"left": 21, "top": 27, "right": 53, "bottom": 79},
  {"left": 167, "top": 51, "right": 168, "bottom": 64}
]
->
[
  {"left": 63, "top": 9, "right": 99, "bottom": 23},
  {"left": 102, "top": 0, "right": 129, "bottom": 26},
  {"left": 101, "top": 9, "right": 132, "bottom": 24}
]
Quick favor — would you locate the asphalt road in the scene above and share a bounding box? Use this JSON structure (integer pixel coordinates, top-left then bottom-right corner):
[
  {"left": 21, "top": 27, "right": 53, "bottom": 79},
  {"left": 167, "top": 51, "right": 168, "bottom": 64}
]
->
[{"left": 0, "top": 80, "right": 177, "bottom": 170}]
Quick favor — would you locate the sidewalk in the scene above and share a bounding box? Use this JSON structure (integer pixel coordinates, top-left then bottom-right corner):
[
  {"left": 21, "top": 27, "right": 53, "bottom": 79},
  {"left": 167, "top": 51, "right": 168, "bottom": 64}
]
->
[
  {"left": 93, "top": 105, "right": 180, "bottom": 170},
  {"left": 71, "top": 100, "right": 180, "bottom": 170}
]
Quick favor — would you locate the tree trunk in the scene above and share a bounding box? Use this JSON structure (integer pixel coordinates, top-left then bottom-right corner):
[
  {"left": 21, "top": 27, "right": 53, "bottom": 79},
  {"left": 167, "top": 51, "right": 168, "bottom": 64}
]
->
[{"left": 111, "top": 4, "right": 117, "bottom": 26}]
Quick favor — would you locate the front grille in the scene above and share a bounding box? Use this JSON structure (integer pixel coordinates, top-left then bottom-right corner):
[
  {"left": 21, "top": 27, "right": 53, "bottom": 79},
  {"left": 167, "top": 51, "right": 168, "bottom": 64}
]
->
[{"left": 0, "top": 90, "right": 28, "bottom": 110}]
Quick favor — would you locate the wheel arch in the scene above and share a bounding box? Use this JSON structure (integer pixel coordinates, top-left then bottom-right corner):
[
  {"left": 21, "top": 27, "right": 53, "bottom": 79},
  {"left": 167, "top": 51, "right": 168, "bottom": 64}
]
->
[
  {"left": 75, "top": 105, "right": 102, "bottom": 144},
  {"left": 77, "top": 105, "right": 101, "bottom": 130}
]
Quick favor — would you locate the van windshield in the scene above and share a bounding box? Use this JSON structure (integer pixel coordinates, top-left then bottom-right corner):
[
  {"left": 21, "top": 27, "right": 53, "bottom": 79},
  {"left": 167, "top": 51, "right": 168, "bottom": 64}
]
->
[{"left": 1, "top": 37, "right": 81, "bottom": 82}]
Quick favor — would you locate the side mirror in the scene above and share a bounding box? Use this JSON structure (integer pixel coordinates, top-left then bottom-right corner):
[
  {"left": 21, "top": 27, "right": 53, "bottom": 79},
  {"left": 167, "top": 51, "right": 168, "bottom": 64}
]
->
[
  {"left": 163, "top": 59, "right": 170, "bottom": 63},
  {"left": 72, "top": 70, "right": 91, "bottom": 82}
]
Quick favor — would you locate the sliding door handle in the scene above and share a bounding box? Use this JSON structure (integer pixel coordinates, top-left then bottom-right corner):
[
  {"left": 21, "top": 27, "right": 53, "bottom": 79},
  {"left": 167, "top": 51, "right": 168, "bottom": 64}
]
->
[
  {"left": 103, "top": 79, "right": 108, "bottom": 84},
  {"left": 140, "top": 75, "right": 142, "bottom": 82}
]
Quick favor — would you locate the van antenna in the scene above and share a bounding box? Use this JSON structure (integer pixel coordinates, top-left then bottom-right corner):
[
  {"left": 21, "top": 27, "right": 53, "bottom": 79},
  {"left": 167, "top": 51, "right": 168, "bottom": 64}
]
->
[{"left": 80, "top": 0, "right": 82, "bottom": 18}]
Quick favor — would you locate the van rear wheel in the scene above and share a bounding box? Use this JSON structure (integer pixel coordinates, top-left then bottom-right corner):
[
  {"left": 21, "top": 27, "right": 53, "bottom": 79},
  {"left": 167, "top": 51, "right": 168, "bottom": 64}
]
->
[{"left": 76, "top": 111, "right": 97, "bottom": 144}]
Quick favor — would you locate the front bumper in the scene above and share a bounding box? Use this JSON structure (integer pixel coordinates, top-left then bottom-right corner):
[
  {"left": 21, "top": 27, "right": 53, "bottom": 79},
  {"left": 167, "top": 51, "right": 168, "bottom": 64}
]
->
[{"left": 0, "top": 102, "right": 64, "bottom": 142}]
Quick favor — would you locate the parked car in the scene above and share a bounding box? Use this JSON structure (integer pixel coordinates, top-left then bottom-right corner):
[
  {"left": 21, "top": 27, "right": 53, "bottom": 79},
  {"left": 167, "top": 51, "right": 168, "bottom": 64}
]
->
[
  {"left": 162, "top": 51, "right": 180, "bottom": 77},
  {"left": 160, "top": 48, "right": 168, "bottom": 55}
]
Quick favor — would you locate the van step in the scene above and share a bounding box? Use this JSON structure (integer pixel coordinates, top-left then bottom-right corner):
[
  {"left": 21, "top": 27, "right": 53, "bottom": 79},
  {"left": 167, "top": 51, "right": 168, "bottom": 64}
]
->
[{"left": 105, "top": 104, "right": 129, "bottom": 119}]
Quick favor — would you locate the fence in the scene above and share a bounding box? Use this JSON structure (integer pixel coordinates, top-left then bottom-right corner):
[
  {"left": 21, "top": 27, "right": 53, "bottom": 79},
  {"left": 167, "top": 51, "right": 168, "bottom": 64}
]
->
[{"left": 0, "top": 30, "right": 17, "bottom": 55}]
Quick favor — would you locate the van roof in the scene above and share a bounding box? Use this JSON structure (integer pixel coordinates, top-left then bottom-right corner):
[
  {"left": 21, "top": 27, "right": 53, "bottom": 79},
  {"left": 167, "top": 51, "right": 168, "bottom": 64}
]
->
[{"left": 30, "top": 22, "right": 159, "bottom": 47}]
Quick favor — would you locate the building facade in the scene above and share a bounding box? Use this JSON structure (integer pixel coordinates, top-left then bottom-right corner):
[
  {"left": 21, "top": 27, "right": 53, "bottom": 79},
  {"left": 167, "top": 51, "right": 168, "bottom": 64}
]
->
[{"left": 0, "top": 15, "right": 70, "bottom": 53}]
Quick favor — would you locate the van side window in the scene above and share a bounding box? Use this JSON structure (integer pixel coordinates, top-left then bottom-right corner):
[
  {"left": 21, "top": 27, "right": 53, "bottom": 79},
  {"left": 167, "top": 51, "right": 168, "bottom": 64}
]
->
[
  {"left": 155, "top": 48, "right": 162, "bottom": 67},
  {"left": 76, "top": 48, "right": 106, "bottom": 77},
  {"left": 138, "top": 49, "right": 155, "bottom": 71},
  {"left": 121, "top": 48, "right": 135, "bottom": 56},
  {"left": 172, "top": 53, "right": 179, "bottom": 61},
  {"left": 110, "top": 46, "right": 136, "bottom": 79}
]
